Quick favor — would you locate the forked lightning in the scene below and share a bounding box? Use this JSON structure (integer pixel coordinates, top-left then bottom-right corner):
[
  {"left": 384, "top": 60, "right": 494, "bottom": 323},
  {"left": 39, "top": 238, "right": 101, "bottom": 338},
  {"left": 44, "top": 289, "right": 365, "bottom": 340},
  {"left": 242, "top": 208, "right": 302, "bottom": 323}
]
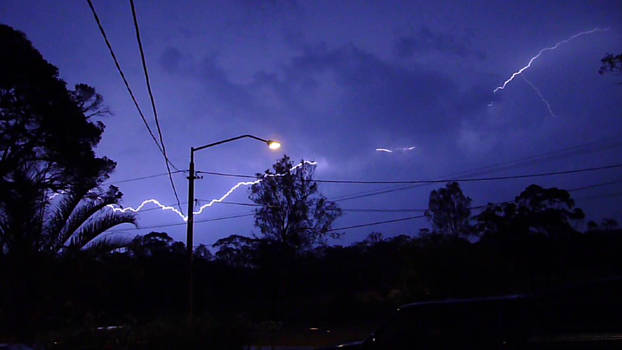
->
[{"left": 106, "top": 161, "right": 317, "bottom": 222}]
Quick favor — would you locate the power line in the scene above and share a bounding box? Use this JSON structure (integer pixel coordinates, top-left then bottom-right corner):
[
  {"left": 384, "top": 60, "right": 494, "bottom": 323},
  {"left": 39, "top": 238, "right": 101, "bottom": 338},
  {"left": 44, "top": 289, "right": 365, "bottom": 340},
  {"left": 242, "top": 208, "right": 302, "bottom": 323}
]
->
[
  {"left": 327, "top": 215, "right": 427, "bottom": 232},
  {"left": 106, "top": 191, "right": 622, "bottom": 240},
  {"left": 106, "top": 166, "right": 622, "bottom": 219},
  {"left": 198, "top": 162, "right": 622, "bottom": 185},
  {"left": 104, "top": 170, "right": 186, "bottom": 185},
  {"left": 567, "top": 178, "right": 622, "bottom": 192},
  {"left": 194, "top": 138, "right": 622, "bottom": 205},
  {"left": 327, "top": 189, "right": 622, "bottom": 234},
  {"left": 291, "top": 182, "right": 622, "bottom": 233},
  {"left": 329, "top": 179, "right": 622, "bottom": 228},
  {"left": 127, "top": 200, "right": 435, "bottom": 214},
  {"left": 321, "top": 163, "right": 622, "bottom": 184},
  {"left": 342, "top": 208, "right": 427, "bottom": 213},
  {"left": 194, "top": 213, "right": 254, "bottom": 224},
  {"left": 201, "top": 200, "right": 426, "bottom": 212},
  {"left": 85, "top": 0, "right": 170, "bottom": 167},
  {"left": 206, "top": 201, "right": 261, "bottom": 207},
  {"left": 333, "top": 184, "right": 419, "bottom": 202},
  {"left": 331, "top": 162, "right": 622, "bottom": 202},
  {"left": 109, "top": 175, "right": 622, "bottom": 240},
  {"left": 332, "top": 136, "right": 622, "bottom": 202},
  {"left": 116, "top": 167, "right": 622, "bottom": 218},
  {"left": 445, "top": 137, "right": 622, "bottom": 180},
  {"left": 461, "top": 179, "right": 622, "bottom": 210},
  {"left": 132, "top": 200, "right": 255, "bottom": 213},
  {"left": 108, "top": 212, "right": 255, "bottom": 232},
  {"left": 113, "top": 211, "right": 424, "bottom": 234},
  {"left": 129, "top": 0, "right": 183, "bottom": 214},
  {"left": 462, "top": 184, "right": 622, "bottom": 215},
  {"left": 197, "top": 171, "right": 254, "bottom": 178},
  {"left": 575, "top": 192, "right": 622, "bottom": 201},
  {"left": 197, "top": 136, "right": 622, "bottom": 181}
]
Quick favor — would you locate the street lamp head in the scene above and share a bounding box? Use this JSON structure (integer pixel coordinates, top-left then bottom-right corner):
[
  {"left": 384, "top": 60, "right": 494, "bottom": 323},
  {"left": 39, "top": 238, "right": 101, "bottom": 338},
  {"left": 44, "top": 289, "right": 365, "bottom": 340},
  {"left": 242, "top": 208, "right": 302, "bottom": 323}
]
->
[{"left": 267, "top": 140, "right": 281, "bottom": 150}]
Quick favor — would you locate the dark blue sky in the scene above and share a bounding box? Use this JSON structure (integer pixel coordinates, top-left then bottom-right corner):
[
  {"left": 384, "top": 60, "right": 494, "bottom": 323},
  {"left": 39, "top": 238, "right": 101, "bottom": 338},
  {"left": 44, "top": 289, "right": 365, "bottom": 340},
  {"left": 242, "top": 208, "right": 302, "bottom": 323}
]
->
[{"left": 3, "top": 0, "right": 622, "bottom": 245}]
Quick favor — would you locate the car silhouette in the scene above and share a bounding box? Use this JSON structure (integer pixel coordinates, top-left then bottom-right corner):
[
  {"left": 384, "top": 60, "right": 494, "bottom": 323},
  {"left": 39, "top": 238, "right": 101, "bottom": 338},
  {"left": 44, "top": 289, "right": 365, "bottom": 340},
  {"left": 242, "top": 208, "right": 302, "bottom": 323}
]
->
[{"left": 321, "top": 279, "right": 622, "bottom": 349}]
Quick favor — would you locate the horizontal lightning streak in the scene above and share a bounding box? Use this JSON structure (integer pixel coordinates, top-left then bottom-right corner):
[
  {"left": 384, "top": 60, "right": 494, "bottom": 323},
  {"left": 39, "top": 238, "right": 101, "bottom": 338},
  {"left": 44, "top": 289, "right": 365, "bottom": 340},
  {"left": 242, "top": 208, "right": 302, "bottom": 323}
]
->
[
  {"left": 376, "top": 146, "right": 415, "bottom": 153},
  {"left": 493, "top": 27, "right": 608, "bottom": 94},
  {"left": 106, "top": 161, "right": 317, "bottom": 222}
]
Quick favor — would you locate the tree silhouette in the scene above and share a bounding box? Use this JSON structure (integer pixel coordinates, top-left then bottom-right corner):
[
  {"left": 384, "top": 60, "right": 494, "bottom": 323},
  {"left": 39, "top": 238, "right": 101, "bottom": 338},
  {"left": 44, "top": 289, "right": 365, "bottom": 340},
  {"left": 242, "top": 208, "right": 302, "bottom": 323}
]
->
[
  {"left": 599, "top": 52, "right": 622, "bottom": 85},
  {"left": 601, "top": 218, "right": 619, "bottom": 231},
  {"left": 514, "top": 184, "right": 584, "bottom": 237},
  {"left": 0, "top": 25, "right": 115, "bottom": 203},
  {"left": 0, "top": 25, "right": 132, "bottom": 257},
  {"left": 249, "top": 155, "right": 341, "bottom": 255},
  {"left": 0, "top": 171, "right": 134, "bottom": 256},
  {"left": 213, "top": 234, "right": 257, "bottom": 268},
  {"left": 194, "top": 244, "right": 213, "bottom": 261},
  {"left": 128, "top": 231, "right": 176, "bottom": 257},
  {"left": 599, "top": 53, "right": 622, "bottom": 75},
  {"left": 425, "top": 182, "right": 472, "bottom": 237},
  {"left": 48, "top": 186, "right": 134, "bottom": 255},
  {"left": 475, "top": 184, "right": 584, "bottom": 240}
]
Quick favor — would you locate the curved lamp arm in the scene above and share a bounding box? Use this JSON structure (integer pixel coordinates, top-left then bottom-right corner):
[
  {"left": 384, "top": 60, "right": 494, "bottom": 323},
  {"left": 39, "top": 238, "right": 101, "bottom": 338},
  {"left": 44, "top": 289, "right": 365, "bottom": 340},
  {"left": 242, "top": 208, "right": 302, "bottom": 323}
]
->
[{"left": 192, "top": 134, "right": 280, "bottom": 152}]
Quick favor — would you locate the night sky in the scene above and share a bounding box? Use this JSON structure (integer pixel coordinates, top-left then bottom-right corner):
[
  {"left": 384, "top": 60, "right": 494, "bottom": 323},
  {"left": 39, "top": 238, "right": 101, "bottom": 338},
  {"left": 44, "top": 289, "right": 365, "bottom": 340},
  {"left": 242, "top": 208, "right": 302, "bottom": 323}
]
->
[{"left": 2, "top": 1, "right": 622, "bottom": 246}]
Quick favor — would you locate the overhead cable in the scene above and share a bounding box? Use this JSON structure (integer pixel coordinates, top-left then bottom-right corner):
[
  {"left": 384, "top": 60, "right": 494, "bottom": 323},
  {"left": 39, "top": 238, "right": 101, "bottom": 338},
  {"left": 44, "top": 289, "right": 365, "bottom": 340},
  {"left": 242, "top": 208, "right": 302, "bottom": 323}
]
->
[
  {"left": 85, "top": 0, "right": 172, "bottom": 167},
  {"left": 129, "top": 0, "right": 183, "bottom": 213}
]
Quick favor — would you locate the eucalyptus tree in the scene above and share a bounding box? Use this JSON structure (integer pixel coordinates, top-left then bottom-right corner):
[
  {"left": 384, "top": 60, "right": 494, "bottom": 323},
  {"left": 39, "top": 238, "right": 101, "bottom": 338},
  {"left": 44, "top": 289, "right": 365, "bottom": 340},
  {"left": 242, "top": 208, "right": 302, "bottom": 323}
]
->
[
  {"left": 425, "top": 182, "right": 473, "bottom": 237},
  {"left": 249, "top": 155, "right": 341, "bottom": 255}
]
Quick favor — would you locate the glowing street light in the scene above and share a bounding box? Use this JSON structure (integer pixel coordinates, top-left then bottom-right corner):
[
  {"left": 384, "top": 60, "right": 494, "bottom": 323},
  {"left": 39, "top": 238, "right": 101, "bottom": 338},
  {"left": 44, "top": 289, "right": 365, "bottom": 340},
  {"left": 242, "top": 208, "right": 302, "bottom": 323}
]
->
[{"left": 268, "top": 140, "right": 281, "bottom": 150}]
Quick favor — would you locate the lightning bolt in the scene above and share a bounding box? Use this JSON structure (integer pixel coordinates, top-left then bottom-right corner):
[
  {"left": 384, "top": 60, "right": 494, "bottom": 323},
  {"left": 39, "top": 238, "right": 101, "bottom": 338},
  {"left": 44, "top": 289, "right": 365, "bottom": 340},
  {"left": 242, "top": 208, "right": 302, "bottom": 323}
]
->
[
  {"left": 493, "top": 27, "right": 609, "bottom": 94},
  {"left": 106, "top": 160, "right": 318, "bottom": 222},
  {"left": 522, "top": 76, "right": 556, "bottom": 117},
  {"left": 376, "top": 146, "right": 416, "bottom": 153}
]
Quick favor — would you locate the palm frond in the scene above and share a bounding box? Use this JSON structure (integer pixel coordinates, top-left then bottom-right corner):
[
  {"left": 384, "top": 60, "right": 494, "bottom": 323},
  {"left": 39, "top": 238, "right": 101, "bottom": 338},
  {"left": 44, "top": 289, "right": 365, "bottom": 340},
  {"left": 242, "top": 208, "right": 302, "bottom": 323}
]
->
[
  {"left": 84, "top": 235, "right": 133, "bottom": 255},
  {"left": 44, "top": 185, "right": 91, "bottom": 249},
  {"left": 57, "top": 200, "right": 106, "bottom": 248},
  {"left": 56, "top": 186, "right": 125, "bottom": 250},
  {"left": 69, "top": 211, "right": 136, "bottom": 249}
]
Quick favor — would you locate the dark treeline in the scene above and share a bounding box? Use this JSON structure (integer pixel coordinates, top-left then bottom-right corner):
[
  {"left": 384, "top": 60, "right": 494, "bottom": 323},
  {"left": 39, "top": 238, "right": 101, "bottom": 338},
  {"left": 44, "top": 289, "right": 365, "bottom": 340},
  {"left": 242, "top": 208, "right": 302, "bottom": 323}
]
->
[
  {"left": 3, "top": 182, "right": 621, "bottom": 347},
  {"left": 2, "top": 23, "right": 622, "bottom": 348}
]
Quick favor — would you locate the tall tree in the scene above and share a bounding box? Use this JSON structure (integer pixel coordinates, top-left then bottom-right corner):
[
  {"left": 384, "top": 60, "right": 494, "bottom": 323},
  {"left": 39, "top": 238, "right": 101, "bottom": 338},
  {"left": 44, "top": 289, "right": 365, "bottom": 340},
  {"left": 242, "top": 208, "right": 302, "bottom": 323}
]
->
[
  {"left": 249, "top": 155, "right": 341, "bottom": 255},
  {"left": 0, "top": 24, "right": 114, "bottom": 196},
  {"left": 0, "top": 25, "right": 132, "bottom": 256},
  {"left": 475, "top": 184, "right": 584, "bottom": 240},
  {"left": 425, "top": 182, "right": 472, "bottom": 237}
]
